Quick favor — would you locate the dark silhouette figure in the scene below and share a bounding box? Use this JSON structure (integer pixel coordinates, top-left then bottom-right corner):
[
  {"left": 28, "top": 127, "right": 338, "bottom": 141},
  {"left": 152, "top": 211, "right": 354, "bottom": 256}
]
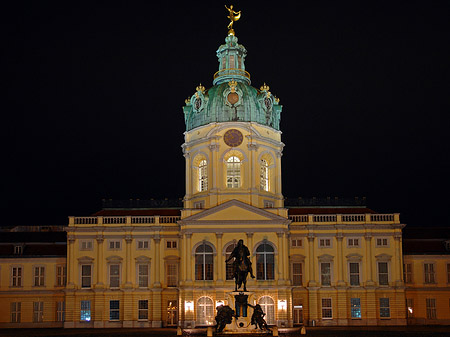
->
[
  {"left": 225, "top": 239, "right": 255, "bottom": 292},
  {"left": 247, "top": 303, "right": 271, "bottom": 331},
  {"left": 215, "top": 305, "right": 235, "bottom": 332}
]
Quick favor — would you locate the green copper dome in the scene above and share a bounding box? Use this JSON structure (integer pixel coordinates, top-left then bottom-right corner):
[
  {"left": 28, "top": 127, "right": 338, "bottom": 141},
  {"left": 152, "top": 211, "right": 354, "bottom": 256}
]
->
[{"left": 183, "top": 35, "right": 282, "bottom": 131}]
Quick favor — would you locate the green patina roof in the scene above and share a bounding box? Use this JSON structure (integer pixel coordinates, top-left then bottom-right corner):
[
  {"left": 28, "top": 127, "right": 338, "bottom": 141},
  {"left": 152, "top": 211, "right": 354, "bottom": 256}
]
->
[{"left": 183, "top": 35, "right": 282, "bottom": 131}]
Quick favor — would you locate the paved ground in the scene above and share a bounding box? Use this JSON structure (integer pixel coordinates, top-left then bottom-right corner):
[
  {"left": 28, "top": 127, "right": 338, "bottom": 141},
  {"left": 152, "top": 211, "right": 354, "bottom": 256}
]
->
[{"left": 0, "top": 326, "right": 449, "bottom": 337}]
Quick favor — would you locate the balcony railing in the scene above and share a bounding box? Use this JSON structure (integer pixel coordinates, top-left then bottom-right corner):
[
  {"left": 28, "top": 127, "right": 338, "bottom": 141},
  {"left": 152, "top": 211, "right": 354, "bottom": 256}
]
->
[
  {"left": 69, "top": 215, "right": 180, "bottom": 226},
  {"left": 213, "top": 68, "right": 250, "bottom": 80},
  {"left": 289, "top": 213, "right": 400, "bottom": 225}
]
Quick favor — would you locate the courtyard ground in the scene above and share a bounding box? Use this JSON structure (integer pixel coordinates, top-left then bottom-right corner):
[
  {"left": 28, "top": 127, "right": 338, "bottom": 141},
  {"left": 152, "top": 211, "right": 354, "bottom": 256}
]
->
[{"left": 0, "top": 326, "right": 449, "bottom": 337}]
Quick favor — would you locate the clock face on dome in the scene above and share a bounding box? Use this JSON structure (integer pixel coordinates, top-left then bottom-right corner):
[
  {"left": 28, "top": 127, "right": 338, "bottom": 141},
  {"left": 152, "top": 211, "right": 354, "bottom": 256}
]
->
[{"left": 223, "top": 129, "right": 243, "bottom": 147}]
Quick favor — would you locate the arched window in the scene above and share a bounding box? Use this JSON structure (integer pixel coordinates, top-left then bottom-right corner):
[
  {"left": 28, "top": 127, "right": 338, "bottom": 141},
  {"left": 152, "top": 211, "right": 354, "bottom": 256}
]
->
[
  {"left": 198, "top": 159, "right": 208, "bottom": 192},
  {"left": 197, "top": 296, "right": 214, "bottom": 325},
  {"left": 256, "top": 242, "right": 275, "bottom": 280},
  {"left": 258, "top": 296, "right": 275, "bottom": 325},
  {"left": 225, "top": 242, "right": 237, "bottom": 280},
  {"left": 260, "top": 159, "right": 269, "bottom": 191},
  {"left": 195, "top": 243, "right": 214, "bottom": 280},
  {"left": 226, "top": 156, "right": 241, "bottom": 188}
]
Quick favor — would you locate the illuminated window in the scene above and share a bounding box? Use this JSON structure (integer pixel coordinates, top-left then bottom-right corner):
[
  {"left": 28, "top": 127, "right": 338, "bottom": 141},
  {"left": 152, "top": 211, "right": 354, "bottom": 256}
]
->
[
  {"left": 424, "top": 263, "right": 436, "bottom": 284},
  {"left": 80, "top": 300, "right": 91, "bottom": 321},
  {"left": 379, "top": 298, "right": 390, "bottom": 318},
  {"left": 167, "top": 300, "right": 178, "bottom": 326},
  {"left": 109, "top": 300, "right": 120, "bottom": 321},
  {"left": 197, "top": 297, "right": 214, "bottom": 325},
  {"left": 198, "top": 159, "right": 208, "bottom": 192},
  {"left": 195, "top": 243, "right": 214, "bottom": 280},
  {"left": 10, "top": 302, "right": 21, "bottom": 323},
  {"left": 256, "top": 242, "right": 275, "bottom": 280},
  {"left": 350, "top": 298, "right": 361, "bottom": 318},
  {"left": 226, "top": 156, "right": 241, "bottom": 188},
  {"left": 406, "top": 298, "right": 414, "bottom": 318},
  {"left": 258, "top": 296, "right": 275, "bottom": 325},
  {"left": 321, "top": 298, "right": 332, "bottom": 319},
  {"left": 260, "top": 159, "right": 269, "bottom": 191},
  {"left": 138, "top": 300, "right": 148, "bottom": 320}
]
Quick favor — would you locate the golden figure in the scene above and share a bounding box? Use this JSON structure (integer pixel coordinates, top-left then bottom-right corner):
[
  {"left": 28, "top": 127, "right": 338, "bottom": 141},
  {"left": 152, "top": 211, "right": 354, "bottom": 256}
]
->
[{"left": 225, "top": 5, "right": 241, "bottom": 35}]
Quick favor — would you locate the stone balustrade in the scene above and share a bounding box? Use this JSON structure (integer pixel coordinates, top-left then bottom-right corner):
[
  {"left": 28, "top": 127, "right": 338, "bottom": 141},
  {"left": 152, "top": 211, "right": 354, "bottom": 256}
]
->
[{"left": 69, "top": 215, "right": 181, "bottom": 226}]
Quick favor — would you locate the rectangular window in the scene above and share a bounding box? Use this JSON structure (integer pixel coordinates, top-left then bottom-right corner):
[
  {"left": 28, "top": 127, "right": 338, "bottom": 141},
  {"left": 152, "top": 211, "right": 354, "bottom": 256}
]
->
[
  {"left": 291, "top": 238, "right": 302, "bottom": 247},
  {"left": 167, "top": 263, "right": 178, "bottom": 287},
  {"left": 447, "top": 263, "right": 450, "bottom": 283},
  {"left": 319, "top": 238, "right": 332, "bottom": 248},
  {"left": 378, "top": 262, "right": 389, "bottom": 285},
  {"left": 138, "top": 300, "right": 148, "bottom": 320},
  {"left": 108, "top": 240, "right": 121, "bottom": 250},
  {"left": 320, "top": 262, "right": 331, "bottom": 286},
  {"left": 11, "top": 266, "right": 22, "bottom": 287},
  {"left": 321, "top": 298, "right": 332, "bottom": 319},
  {"left": 138, "top": 264, "right": 149, "bottom": 288},
  {"left": 34, "top": 266, "right": 45, "bottom": 286},
  {"left": 80, "top": 240, "right": 93, "bottom": 250},
  {"left": 424, "top": 263, "right": 436, "bottom": 284},
  {"left": 81, "top": 264, "right": 92, "bottom": 288},
  {"left": 349, "top": 262, "right": 360, "bottom": 286},
  {"left": 56, "top": 265, "right": 67, "bottom": 286},
  {"left": 10, "top": 302, "right": 21, "bottom": 323},
  {"left": 110, "top": 300, "right": 120, "bottom": 321},
  {"left": 292, "top": 262, "right": 303, "bottom": 286},
  {"left": 404, "top": 263, "right": 412, "bottom": 283},
  {"left": 137, "top": 240, "right": 149, "bottom": 249},
  {"left": 350, "top": 298, "right": 361, "bottom": 318},
  {"left": 426, "top": 298, "right": 437, "bottom": 319},
  {"left": 376, "top": 238, "right": 389, "bottom": 247},
  {"left": 33, "top": 301, "right": 44, "bottom": 323},
  {"left": 57, "top": 301, "right": 65, "bottom": 322},
  {"left": 14, "top": 245, "right": 23, "bottom": 255},
  {"left": 379, "top": 298, "right": 390, "bottom": 318},
  {"left": 166, "top": 240, "right": 177, "bottom": 249},
  {"left": 80, "top": 300, "right": 91, "bottom": 321},
  {"left": 109, "top": 264, "right": 120, "bottom": 288},
  {"left": 406, "top": 298, "right": 414, "bottom": 318},
  {"left": 348, "top": 238, "right": 360, "bottom": 247}
]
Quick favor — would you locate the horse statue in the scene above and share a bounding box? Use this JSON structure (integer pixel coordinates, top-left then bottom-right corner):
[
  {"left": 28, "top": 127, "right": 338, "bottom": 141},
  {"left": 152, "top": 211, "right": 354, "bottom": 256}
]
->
[{"left": 225, "top": 239, "right": 255, "bottom": 292}]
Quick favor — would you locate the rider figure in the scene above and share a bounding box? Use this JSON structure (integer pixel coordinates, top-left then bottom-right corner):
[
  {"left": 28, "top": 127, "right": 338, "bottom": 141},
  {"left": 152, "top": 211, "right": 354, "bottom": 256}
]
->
[{"left": 226, "top": 239, "right": 256, "bottom": 279}]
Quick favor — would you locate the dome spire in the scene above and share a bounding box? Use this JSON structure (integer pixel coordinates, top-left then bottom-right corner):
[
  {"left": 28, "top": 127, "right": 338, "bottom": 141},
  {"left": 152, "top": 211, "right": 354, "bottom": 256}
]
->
[{"left": 225, "top": 5, "right": 241, "bottom": 36}]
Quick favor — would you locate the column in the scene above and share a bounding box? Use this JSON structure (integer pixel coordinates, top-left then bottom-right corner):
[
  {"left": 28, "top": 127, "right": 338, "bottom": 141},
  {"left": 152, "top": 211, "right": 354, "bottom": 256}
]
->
[
  {"left": 216, "top": 232, "right": 223, "bottom": 282},
  {"left": 277, "top": 232, "right": 284, "bottom": 282},
  {"left": 185, "top": 233, "right": 192, "bottom": 283},
  {"left": 283, "top": 233, "right": 289, "bottom": 283},
  {"left": 336, "top": 233, "right": 345, "bottom": 286},
  {"left": 124, "top": 235, "right": 133, "bottom": 288},
  {"left": 67, "top": 234, "right": 76, "bottom": 288},
  {"left": 153, "top": 235, "right": 161, "bottom": 287},
  {"left": 394, "top": 233, "right": 403, "bottom": 286},
  {"left": 95, "top": 235, "right": 104, "bottom": 288},
  {"left": 307, "top": 234, "right": 316, "bottom": 287},
  {"left": 365, "top": 234, "right": 374, "bottom": 286}
]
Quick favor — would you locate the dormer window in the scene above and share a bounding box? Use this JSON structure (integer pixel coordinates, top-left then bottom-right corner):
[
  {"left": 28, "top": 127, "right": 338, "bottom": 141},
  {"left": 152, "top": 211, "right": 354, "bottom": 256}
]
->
[{"left": 14, "top": 245, "right": 23, "bottom": 255}]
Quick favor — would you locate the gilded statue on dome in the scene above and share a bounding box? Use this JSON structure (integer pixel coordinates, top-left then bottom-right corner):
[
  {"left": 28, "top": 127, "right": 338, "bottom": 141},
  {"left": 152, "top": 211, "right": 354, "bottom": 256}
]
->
[{"left": 225, "top": 5, "right": 241, "bottom": 35}]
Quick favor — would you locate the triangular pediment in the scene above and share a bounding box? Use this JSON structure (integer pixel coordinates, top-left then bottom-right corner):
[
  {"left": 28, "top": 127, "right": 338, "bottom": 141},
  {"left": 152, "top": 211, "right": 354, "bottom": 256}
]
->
[{"left": 180, "top": 199, "right": 287, "bottom": 223}]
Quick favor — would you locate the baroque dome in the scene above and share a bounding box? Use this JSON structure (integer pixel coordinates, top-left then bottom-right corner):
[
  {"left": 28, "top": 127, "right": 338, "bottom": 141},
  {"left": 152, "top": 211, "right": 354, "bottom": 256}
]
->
[{"left": 183, "top": 35, "right": 282, "bottom": 131}]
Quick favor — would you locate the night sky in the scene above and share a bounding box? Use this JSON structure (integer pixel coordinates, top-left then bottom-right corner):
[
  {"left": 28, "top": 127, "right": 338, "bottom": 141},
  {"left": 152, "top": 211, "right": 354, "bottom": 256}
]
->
[{"left": 3, "top": 1, "right": 450, "bottom": 228}]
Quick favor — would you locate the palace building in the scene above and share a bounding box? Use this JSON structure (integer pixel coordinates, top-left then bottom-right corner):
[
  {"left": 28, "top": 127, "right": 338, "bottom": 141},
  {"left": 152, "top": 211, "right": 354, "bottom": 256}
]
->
[{"left": 1, "top": 13, "right": 450, "bottom": 329}]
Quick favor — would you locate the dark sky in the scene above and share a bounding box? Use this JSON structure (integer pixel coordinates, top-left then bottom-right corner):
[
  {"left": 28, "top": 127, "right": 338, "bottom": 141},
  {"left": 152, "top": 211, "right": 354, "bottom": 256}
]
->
[{"left": 3, "top": 1, "right": 450, "bottom": 228}]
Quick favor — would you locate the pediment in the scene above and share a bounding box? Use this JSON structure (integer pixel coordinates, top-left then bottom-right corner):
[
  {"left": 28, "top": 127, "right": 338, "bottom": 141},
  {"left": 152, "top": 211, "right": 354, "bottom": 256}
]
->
[{"left": 180, "top": 199, "right": 288, "bottom": 224}]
